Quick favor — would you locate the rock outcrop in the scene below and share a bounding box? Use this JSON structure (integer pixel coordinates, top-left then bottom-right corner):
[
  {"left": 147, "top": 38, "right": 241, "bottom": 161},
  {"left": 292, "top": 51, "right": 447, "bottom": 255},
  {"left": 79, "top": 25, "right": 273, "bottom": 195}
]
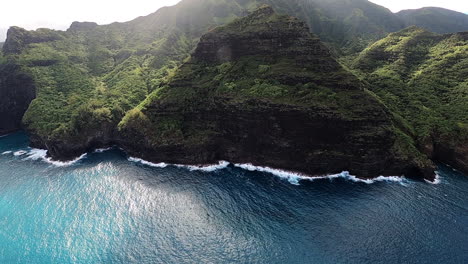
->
[{"left": 118, "top": 6, "right": 435, "bottom": 179}]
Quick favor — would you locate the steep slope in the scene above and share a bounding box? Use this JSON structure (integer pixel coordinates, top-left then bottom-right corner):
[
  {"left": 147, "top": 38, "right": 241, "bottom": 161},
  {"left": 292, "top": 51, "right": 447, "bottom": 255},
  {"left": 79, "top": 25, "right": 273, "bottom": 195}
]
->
[
  {"left": 1, "top": 1, "right": 255, "bottom": 155},
  {"left": 0, "top": 0, "right": 465, "bottom": 177},
  {"left": 118, "top": 6, "right": 434, "bottom": 179},
  {"left": 397, "top": 7, "right": 468, "bottom": 34},
  {"left": 0, "top": 58, "right": 35, "bottom": 135},
  {"left": 353, "top": 27, "right": 468, "bottom": 174}
]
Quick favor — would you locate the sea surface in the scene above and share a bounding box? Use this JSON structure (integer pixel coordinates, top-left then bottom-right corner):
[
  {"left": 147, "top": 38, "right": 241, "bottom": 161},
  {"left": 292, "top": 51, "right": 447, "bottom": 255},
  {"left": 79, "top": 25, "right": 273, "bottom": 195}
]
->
[{"left": 0, "top": 132, "right": 467, "bottom": 264}]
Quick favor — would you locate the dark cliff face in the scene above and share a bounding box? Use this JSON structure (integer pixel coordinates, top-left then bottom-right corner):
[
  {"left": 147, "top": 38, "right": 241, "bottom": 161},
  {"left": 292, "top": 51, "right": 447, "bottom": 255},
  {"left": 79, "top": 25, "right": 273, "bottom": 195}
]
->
[
  {"left": 118, "top": 6, "right": 435, "bottom": 179},
  {"left": 1, "top": 2, "right": 462, "bottom": 179},
  {"left": 353, "top": 26, "right": 468, "bottom": 177},
  {"left": 0, "top": 63, "right": 36, "bottom": 135}
]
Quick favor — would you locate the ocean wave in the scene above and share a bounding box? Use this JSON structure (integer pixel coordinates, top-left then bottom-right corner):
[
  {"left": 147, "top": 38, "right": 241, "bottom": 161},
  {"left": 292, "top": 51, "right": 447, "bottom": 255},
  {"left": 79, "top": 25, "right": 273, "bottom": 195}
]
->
[
  {"left": 13, "top": 150, "right": 28, "bottom": 156},
  {"left": 127, "top": 155, "right": 407, "bottom": 185},
  {"left": 425, "top": 172, "right": 442, "bottom": 185},
  {"left": 176, "top": 161, "right": 230, "bottom": 172},
  {"left": 127, "top": 157, "right": 230, "bottom": 172},
  {"left": 128, "top": 157, "right": 169, "bottom": 168},
  {"left": 234, "top": 163, "right": 407, "bottom": 185},
  {"left": 21, "top": 148, "right": 87, "bottom": 167},
  {"left": 2, "top": 151, "right": 13, "bottom": 155},
  {"left": 94, "top": 147, "right": 114, "bottom": 153}
]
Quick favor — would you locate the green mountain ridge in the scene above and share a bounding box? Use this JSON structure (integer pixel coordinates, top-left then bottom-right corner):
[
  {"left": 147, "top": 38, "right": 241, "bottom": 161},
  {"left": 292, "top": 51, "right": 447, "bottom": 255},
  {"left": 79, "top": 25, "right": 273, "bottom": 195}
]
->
[
  {"left": 352, "top": 27, "right": 468, "bottom": 174},
  {"left": 117, "top": 6, "right": 433, "bottom": 178},
  {"left": 0, "top": 0, "right": 466, "bottom": 179}
]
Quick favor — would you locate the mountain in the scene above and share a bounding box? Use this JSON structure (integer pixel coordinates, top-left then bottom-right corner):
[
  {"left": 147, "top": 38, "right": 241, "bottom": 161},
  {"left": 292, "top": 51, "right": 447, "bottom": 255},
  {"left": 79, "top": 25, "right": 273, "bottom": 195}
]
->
[
  {"left": 0, "top": 0, "right": 467, "bottom": 179},
  {"left": 397, "top": 7, "right": 468, "bottom": 34},
  {"left": 117, "top": 6, "right": 433, "bottom": 179},
  {"left": 352, "top": 27, "right": 468, "bottom": 174}
]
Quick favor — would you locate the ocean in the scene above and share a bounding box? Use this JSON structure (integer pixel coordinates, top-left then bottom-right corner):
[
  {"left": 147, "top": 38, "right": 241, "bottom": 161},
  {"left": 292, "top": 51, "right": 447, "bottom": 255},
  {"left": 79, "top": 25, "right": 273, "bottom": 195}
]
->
[{"left": 0, "top": 132, "right": 467, "bottom": 263}]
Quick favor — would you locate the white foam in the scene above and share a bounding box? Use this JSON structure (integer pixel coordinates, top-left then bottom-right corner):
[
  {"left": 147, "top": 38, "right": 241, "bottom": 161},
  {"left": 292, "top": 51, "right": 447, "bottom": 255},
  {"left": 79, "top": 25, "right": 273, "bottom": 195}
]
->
[
  {"left": 177, "top": 161, "right": 230, "bottom": 172},
  {"left": 126, "top": 156, "right": 408, "bottom": 186},
  {"left": 425, "top": 172, "right": 442, "bottom": 185},
  {"left": 13, "top": 150, "right": 28, "bottom": 156},
  {"left": 128, "top": 157, "right": 169, "bottom": 168},
  {"left": 128, "top": 157, "right": 230, "bottom": 172},
  {"left": 1, "top": 151, "right": 12, "bottom": 155},
  {"left": 94, "top": 147, "right": 113, "bottom": 153},
  {"left": 22, "top": 148, "right": 87, "bottom": 167},
  {"left": 234, "top": 163, "right": 407, "bottom": 185}
]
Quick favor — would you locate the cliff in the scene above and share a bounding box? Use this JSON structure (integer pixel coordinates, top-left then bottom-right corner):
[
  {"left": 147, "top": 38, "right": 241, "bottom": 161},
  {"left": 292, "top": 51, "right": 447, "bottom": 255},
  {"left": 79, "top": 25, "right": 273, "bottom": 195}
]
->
[
  {"left": 353, "top": 27, "right": 468, "bottom": 175},
  {"left": 0, "top": 61, "right": 36, "bottom": 135},
  {"left": 0, "top": 1, "right": 466, "bottom": 179},
  {"left": 118, "top": 6, "right": 435, "bottom": 179}
]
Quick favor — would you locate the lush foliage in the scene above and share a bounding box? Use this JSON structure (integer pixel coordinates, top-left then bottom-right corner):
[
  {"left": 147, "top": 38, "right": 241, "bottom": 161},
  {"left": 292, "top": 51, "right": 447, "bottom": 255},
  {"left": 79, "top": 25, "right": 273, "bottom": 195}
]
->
[{"left": 352, "top": 27, "right": 468, "bottom": 147}]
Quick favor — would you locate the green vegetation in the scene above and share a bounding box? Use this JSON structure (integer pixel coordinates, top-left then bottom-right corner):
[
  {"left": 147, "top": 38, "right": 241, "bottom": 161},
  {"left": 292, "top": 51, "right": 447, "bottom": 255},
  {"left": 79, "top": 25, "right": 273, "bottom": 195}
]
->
[
  {"left": 120, "top": 7, "right": 397, "bottom": 148},
  {"left": 352, "top": 27, "right": 468, "bottom": 148},
  {"left": 0, "top": 0, "right": 466, "bottom": 174}
]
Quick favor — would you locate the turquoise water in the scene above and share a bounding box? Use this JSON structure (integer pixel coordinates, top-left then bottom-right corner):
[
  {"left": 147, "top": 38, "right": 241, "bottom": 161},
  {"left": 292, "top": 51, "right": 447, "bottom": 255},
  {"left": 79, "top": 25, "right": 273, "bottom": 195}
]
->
[{"left": 0, "top": 132, "right": 467, "bottom": 263}]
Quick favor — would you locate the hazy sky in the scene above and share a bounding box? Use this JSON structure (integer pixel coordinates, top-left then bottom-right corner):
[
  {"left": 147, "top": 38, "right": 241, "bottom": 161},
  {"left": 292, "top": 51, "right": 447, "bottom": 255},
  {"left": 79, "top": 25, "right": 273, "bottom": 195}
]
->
[{"left": 1, "top": 0, "right": 467, "bottom": 41}]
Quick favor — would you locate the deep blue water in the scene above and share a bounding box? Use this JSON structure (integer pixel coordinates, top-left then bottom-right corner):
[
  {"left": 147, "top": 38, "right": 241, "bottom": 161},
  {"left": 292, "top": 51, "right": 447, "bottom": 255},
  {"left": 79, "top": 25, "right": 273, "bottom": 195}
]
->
[{"left": 0, "top": 132, "right": 467, "bottom": 264}]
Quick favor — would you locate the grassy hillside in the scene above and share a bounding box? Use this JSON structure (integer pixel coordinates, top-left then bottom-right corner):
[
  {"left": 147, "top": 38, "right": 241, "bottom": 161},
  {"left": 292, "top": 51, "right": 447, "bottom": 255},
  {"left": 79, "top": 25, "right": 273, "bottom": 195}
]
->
[
  {"left": 0, "top": 0, "right": 466, "bottom": 175},
  {"left": 352, "top": 27, "right": 468, "bottom": 169},
  {"left": 117, "top": 6, "right": 433, "bottom": 178}
]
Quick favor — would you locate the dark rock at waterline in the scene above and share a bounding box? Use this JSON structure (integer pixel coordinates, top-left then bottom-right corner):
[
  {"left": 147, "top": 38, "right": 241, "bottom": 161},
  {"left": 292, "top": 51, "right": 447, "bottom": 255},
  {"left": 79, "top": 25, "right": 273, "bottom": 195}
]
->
[{"left": 117, "top": 6, "right": 436, "bottom": 180}]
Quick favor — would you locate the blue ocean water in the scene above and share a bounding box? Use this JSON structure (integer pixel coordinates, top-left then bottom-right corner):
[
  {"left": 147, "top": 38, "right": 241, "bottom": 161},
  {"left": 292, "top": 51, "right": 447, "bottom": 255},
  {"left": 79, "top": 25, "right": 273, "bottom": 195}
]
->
[{"left": 0, "top": 132, "right": 467, "bottom": 264}]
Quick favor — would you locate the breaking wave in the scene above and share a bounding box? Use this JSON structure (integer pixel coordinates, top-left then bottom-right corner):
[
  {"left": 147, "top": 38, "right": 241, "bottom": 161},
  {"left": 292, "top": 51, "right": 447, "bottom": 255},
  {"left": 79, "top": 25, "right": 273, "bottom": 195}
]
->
[
  {"left": 128, "top": 157, "right": 230, "bottom": 172},
  {"left": 2, "top": 148, "right": 87, "bottom": 167},
  {"left": 425, "top": 172, "right": 442, "bottom": 185},
  {"left": 0, "top": 144, "right": 434, "bottom": 186},
  {"left": 234, "top": 163, "right": 408, "bottom": 185},
  {"left": 23, "top": 149, "right": 88, "bottom": 167},
  {"left": 127, "top": 156, "right": 409, "bottom": 185},
  {"left": 94, "top": 147, "right": 114, "bottom": 153},
  {"left": 128, "top": 157, "right": 169, "bottom": 168}
]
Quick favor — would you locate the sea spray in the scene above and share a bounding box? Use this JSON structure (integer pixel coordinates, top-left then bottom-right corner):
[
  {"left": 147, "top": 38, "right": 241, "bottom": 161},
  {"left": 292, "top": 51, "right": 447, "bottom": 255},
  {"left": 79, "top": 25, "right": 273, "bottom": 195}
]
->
[
  {"left": 128, "top": 157, "right": 169, "bottom": 168},
  {"left": 425, "top": 171, "right": 442, "bottom": 185},
  {"left": 128, "top": 157, "right": 230, "bottom": 172},
  {"left": 13, "top": 150, "right": 28, "bottom": 156},
  {"left": 234, "top": 163, "right": 408, "bottom": 185},
  {"left": 127, "top": 156, "right": 408, "bottom": 185},
  {"left": 21, "top": 148, "right": 87, "bottom": 167}
]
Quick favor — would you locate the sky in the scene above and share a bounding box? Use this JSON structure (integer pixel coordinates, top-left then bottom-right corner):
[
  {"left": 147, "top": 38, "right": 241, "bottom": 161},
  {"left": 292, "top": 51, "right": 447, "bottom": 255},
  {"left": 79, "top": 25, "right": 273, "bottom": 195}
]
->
[{"left": 1, "top": 0, "right": 467, "bottom": 41}]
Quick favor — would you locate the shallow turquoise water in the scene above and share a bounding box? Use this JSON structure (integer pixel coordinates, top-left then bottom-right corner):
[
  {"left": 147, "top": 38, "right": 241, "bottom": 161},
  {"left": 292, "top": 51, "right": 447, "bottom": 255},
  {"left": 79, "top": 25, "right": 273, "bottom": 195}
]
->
[{"left": 0, "top": 132, "right": 467, "bottom": 263}]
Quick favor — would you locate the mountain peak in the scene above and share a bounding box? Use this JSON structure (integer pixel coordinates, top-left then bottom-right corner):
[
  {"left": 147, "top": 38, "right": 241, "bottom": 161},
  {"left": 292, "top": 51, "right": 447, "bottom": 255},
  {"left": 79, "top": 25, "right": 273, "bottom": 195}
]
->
[
  {"left": 67, "top": 21, "right": 98, "bottom": 32},
  {"left": 194, "top": 6, "right": 318, "bottom": 64}
]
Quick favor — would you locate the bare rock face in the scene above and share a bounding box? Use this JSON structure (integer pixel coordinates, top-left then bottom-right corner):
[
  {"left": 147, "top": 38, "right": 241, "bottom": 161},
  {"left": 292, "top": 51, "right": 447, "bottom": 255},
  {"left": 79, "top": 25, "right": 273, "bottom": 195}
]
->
[{"left": 119, "top": 6, "right": 435, "bottom": 180}]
